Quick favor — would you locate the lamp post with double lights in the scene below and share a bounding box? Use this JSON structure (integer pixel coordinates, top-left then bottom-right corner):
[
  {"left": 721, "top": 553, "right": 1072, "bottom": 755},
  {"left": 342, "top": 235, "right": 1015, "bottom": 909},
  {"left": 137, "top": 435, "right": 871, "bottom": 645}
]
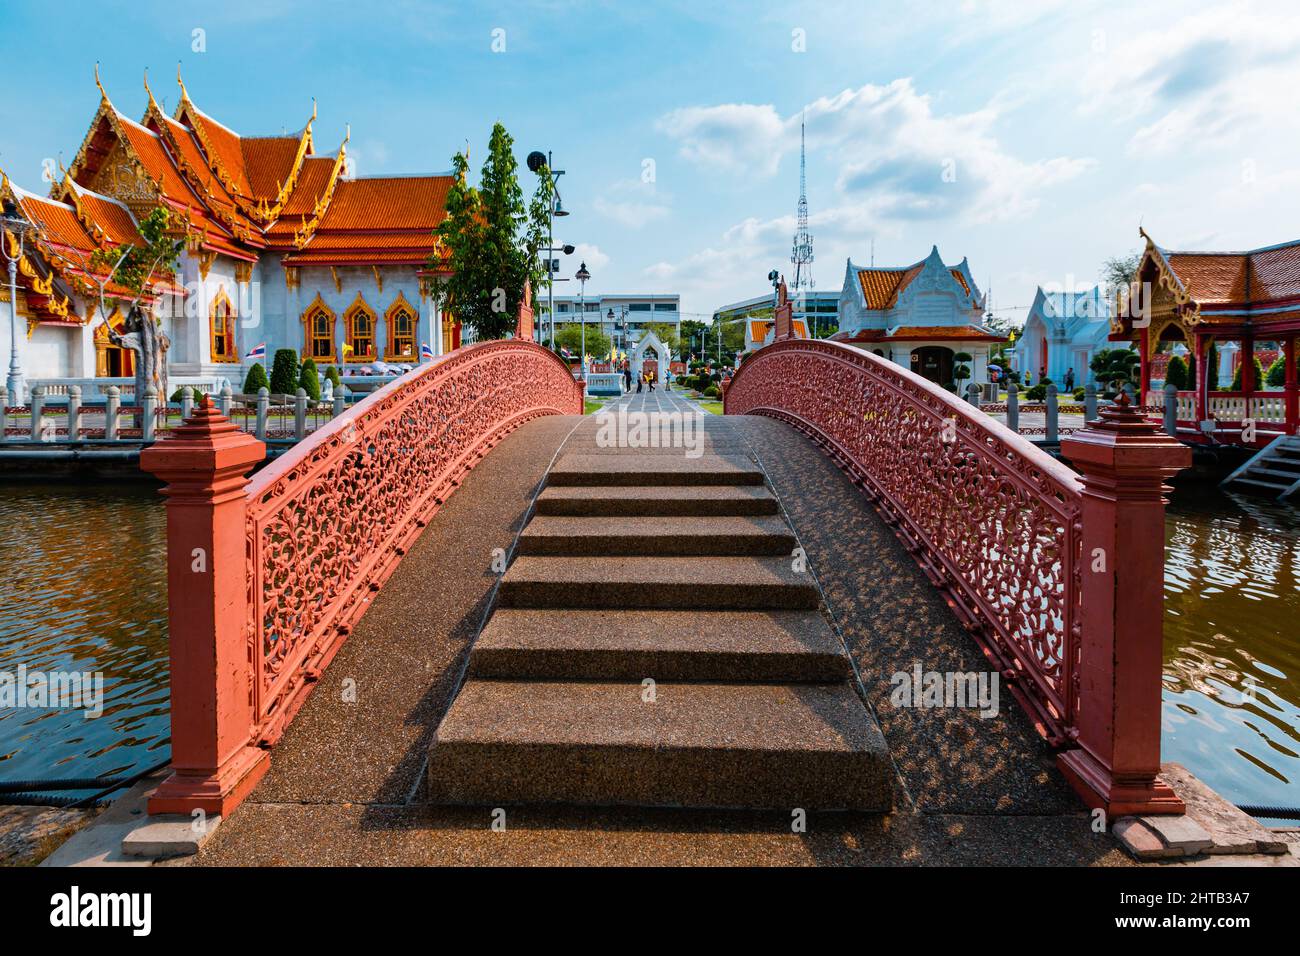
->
[
  {"left": 0, "top": 200, "right": 36, "bottom": 404},
  {"left": 575, "top": 260, "right": 591, "bottom": 380},
  {"left": 526, "top": 150, "right": 569, "bottom": 349}
]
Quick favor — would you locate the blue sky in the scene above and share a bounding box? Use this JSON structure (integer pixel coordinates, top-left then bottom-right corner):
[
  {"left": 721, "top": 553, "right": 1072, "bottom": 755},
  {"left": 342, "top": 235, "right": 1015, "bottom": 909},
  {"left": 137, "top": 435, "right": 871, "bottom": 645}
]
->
[{"left": 3, "top": 0, "right": 1299, "bottom": 323}]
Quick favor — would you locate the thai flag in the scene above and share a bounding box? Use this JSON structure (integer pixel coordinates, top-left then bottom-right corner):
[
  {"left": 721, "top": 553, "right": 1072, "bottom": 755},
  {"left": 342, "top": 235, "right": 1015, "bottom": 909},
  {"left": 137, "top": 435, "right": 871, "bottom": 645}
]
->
[
  {"left": 421, "top": 342, "right": 435, "bottom": 360},
  {"left": 560, "top": 346, "right": 574, "bottom": 360},
  {"left": 245, "top": 342, "right": 266, "bottom": 361}
]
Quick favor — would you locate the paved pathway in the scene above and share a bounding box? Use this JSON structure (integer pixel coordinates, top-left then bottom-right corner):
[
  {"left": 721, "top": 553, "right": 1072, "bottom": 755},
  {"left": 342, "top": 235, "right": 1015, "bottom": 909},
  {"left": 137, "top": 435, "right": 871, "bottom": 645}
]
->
[
  {"left": 174, "top": 394, "right": 1131, "bottom": 865},
  {"left": 425, "top": 389, "right": 892, "bottom": 810}
]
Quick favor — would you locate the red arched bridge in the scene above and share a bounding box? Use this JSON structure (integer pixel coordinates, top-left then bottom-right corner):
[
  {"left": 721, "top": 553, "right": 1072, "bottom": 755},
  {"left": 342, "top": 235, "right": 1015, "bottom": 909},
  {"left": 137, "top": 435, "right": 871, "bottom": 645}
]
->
[{"left": 139, "top": 295, "right": 1190, "bottom": 846}]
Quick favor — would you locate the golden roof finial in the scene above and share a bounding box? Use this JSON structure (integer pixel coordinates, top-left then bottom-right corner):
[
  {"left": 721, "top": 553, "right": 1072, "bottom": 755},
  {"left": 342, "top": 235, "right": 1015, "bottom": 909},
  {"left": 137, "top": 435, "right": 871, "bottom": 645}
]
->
[
  {"left": 176, "top": 61, "right": 190, "bottom": 103},
  {"left": 94, "top": 62, "right": 108, "bottom": 103},
  {"left": 310, "top": 97, "right": 317, "bottom": 123},
  {"left": 143, "top": 67, "right": 158, "bottom": 111},
  {"left": 344, "top": 123, "right": 351, "bottom": 145}
]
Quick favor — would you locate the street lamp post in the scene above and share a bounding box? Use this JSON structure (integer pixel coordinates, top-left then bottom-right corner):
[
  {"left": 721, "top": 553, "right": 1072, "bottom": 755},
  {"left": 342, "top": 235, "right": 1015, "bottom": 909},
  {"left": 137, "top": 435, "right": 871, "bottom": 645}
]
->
[
  {"left": 1, "top": 202, "right": 36, "bottom": 404},
  {"left": 576, "top": 260, "right": 591, "bottom": 380},
  {"left": 526, "top": 150, "right": 568, "bottom": 349}
]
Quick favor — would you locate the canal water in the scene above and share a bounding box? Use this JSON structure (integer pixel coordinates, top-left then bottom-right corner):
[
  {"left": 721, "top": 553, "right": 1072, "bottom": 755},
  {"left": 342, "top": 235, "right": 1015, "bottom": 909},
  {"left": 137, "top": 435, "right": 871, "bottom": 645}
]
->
[
  {"left": 0, "top": 480, "right": 1297, "bottom": 820},
  {"left": 0, "top": 482, "right": 170, "bottom": 794}
]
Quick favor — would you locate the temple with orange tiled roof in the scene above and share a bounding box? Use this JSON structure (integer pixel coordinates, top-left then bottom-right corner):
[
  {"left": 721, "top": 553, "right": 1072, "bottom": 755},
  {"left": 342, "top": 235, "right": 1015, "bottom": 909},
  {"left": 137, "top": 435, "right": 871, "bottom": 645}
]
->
[
  {"left": 1110, "top": 228, "right": 1300, "bottom": 445},
  {"left": 830, "top": 246, "right": 1004, "bottom": 387},
  {"left": 0, "top": 68, "right": 459, "bottom": 399}
]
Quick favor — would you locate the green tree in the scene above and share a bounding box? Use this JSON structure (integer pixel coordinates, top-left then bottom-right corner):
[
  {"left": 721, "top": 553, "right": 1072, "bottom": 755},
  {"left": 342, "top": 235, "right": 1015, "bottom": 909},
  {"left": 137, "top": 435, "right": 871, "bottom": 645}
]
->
[
  {"left": 554, "top": 323, "right": 611, "bottom": 361},
  {"left": 270, "top": 349, "right": 299, "bottom": 395},
  {"left": 1231, "top": 355, "right": 1266, "bottom": 391},
  {"left": 643, "top": 321, "right": 681, "bottom": 356},
  {"left": 1264, "top": 354, "right": 1297, "bottom": 388},
  {"left": 243, "top": 362, "right": 270, "bottom": 394},
  {"left": 680, "top": 319, "right": 708, "bottom": 357},
  {"left": 324, "top": 365, "right": 343, "bottom": 388},
  {"left": 1164, "top": 355, "right": 1189, "bottom": 391},
  {"left": 1101, "top": 251, "right": 1142, "bottom": 298},
  {"left": 953, "top": 351, "right": 973, "bottom": 386},
  {"left": 299, "top": 358, "right": 321, "bottom": 400},
  {"left": 433, "top": 123, "right": 553, "bottom": 342},
  {"left": 1090, "top": 347, "right": 1140, "bottom": 391}
]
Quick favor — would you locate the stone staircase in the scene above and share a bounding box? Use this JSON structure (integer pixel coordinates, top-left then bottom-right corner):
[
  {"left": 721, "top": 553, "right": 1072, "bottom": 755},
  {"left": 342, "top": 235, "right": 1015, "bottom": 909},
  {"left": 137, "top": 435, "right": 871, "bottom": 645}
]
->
[
  {"left": 425, "top": 407, "right": 893, "bottom": 811},
  {"left": 1221, "top": 434, "right": 1300, "bottom": 500}
]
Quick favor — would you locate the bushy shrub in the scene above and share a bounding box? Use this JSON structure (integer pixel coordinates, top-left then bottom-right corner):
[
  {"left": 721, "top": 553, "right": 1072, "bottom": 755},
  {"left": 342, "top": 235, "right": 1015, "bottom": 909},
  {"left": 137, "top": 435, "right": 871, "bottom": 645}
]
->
[
  {"left": 243, "top": 362, "right": 270, "bottom": 394},
  {"left": 1072, "top": 387, "right": 1086, "bottom": 402},
  {"left": 703, "top": 385, "right": 720, "bottom": 398},
  {"left": 1026, "top": 384, "right": 1048, "bottom": 401},
  {"left": 299, "top": 358, "right": 321, "bottom": 400},
  {"left": 1164, "top": 355, "right": 1189, "bottom": 391},
  {"left": 1265, "top": 356, "right": 1286, "bottom": 387},
  {"left": 324, "top": 365, "right": 343, "bottom": 388},
  {"left": 270, "top": 349, "right": 299, "bottom": 395},
  {"left": 1231, "top": 355, "right": 1265, "bottom": 391}
]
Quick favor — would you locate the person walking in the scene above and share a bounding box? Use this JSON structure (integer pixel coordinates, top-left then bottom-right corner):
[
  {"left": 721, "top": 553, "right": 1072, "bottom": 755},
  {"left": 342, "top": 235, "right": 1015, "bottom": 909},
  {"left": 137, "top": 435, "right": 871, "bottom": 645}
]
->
[
  {"left": 623, "top": 364, "right": 632, "bottom": 392},
  {"left": 635, "top": 372, "right": 643, "bottom": 394},
  {"left": 648, "top": 370, "right": 657, "bottom": 392},
  {"left": 1065, "top": 367, "right": 1075, "bottom": 390}
]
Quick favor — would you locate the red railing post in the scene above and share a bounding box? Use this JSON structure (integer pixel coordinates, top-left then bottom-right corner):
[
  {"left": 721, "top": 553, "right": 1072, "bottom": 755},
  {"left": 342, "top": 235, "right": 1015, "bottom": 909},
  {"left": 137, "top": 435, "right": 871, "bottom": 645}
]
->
[
  {"left": 140, "top": 397, "right": 268, "bottom": 816},
  {"left": 773, "top": 279, "right": 793, "bottom": 341},
  {"left": 1057, "top": 393, "right": 1190, "bottom": 817},
  {"left": 516, "top": 279, "right": 535, "bottom": 343}
]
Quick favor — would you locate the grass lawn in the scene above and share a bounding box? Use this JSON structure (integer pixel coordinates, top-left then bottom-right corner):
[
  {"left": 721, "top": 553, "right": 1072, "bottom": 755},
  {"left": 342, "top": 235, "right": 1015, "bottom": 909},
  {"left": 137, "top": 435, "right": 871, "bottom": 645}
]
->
[
  {"left": 697, "top": 400, "right": 724, "bottom": 415},
  {"left": 584, "top": 399, "right": 606, "bottom": 414}
]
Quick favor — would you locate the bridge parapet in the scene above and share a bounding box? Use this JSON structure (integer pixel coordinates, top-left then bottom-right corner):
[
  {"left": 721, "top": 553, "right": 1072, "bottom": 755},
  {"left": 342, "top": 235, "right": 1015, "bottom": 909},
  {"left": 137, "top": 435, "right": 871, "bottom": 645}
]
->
[
  {"left": 142, "top": 338, "right": 582, "bottom": 816},
  {"left": 725, "top": 338, "right": 1189, "bottom": 817}
]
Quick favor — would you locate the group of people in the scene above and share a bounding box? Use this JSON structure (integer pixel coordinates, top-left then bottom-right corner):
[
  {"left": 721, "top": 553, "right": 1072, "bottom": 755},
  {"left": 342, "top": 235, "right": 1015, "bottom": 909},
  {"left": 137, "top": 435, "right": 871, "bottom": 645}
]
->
[
  {"left": 623, "top": 365, "right": 658, "bottom": 393},
  {"left": 1021, "top": 367, "right": 1076, "bottom": 390}
]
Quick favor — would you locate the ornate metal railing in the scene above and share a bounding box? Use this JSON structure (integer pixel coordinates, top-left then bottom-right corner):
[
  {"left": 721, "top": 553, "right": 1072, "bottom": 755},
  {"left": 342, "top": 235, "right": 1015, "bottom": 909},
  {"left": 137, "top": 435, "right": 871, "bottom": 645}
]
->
[
  {"left": 726, "top": 339, "right": 1085, "bottom": 743},
  {"left": 244, "top": 340, "right": 582, "bottom": 744},
  {"left": 141, "top": 337, "right": 582, "bottom": 814}
]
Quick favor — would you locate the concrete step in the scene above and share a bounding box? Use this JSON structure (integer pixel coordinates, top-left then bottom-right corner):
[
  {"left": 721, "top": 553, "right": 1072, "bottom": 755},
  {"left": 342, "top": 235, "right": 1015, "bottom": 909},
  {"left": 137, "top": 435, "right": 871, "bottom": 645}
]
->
[
  {"left": 498, "top": 555, "right": 820, "bottom": 610},
  {"left": 535, "top": 484, "right": 779, "bottom": 517},
  {"left": 426, "top": 679, "right": 892, "bottom": 810},
  {"left": 469, "top": 608, "right": 849, "bottom": 681},
  {"left": 1233, "top": 476, "right": 1292, "bottom": 491},
  {"left": 547, "top": 454, "right": 764, "bottom": 487},
  {"left": 1253, "top": 466, "right": 1300, "bottom": 479},
  {"left": 517, "top": 515, "right": 796, "bottom": 556}
]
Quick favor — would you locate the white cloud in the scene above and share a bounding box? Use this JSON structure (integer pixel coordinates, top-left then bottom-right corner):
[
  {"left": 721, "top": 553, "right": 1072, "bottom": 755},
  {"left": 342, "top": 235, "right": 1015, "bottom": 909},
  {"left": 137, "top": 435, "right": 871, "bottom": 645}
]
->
[
  {"left": 655, "top": 103, "right": 786, "bottom": 176},
  {"left": 657, "top": 79, "right": 1092, "bottom": 224},
  {"left": 593, "top": 196, "right": 670, "bottom": 228},
  {"left": 570, "top": 243, "right": 609, "bottom": 272},
  {"left": 1078, "top": 4, "right": 1300, "bottom": 155}
]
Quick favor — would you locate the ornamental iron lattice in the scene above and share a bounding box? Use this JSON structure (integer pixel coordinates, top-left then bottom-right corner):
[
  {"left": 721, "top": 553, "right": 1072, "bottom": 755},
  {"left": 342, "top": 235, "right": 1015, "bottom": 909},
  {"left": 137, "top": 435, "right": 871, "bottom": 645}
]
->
[
  {"left": 725, "top": 339, "right": 1085, "bottom": 744},
  {"left": 244, "top": 340, "right": 582, "bottom": 744}
]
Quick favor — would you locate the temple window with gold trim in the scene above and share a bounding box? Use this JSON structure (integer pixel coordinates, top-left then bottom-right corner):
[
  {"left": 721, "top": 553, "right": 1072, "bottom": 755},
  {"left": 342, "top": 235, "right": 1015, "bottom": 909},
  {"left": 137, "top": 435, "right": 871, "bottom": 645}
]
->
[
  {"left": 385, "top": 297, "right": 417, "bottom": 360},
  {"left": 344, "top": 296, "right": 377, "bottom": 361},
  {"left": 210, "top": 288, "right": 237, "bottom": 363},
  {"left": 302, "top": 296, "right": 336, "bottom": 360}
]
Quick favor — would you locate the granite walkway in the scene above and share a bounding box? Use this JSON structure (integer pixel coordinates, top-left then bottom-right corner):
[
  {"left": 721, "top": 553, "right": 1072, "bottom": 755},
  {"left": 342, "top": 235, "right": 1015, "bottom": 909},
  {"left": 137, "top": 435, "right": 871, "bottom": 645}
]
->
[{"left": 172, "top": 395, "right": 1132, "bottom": 866}]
